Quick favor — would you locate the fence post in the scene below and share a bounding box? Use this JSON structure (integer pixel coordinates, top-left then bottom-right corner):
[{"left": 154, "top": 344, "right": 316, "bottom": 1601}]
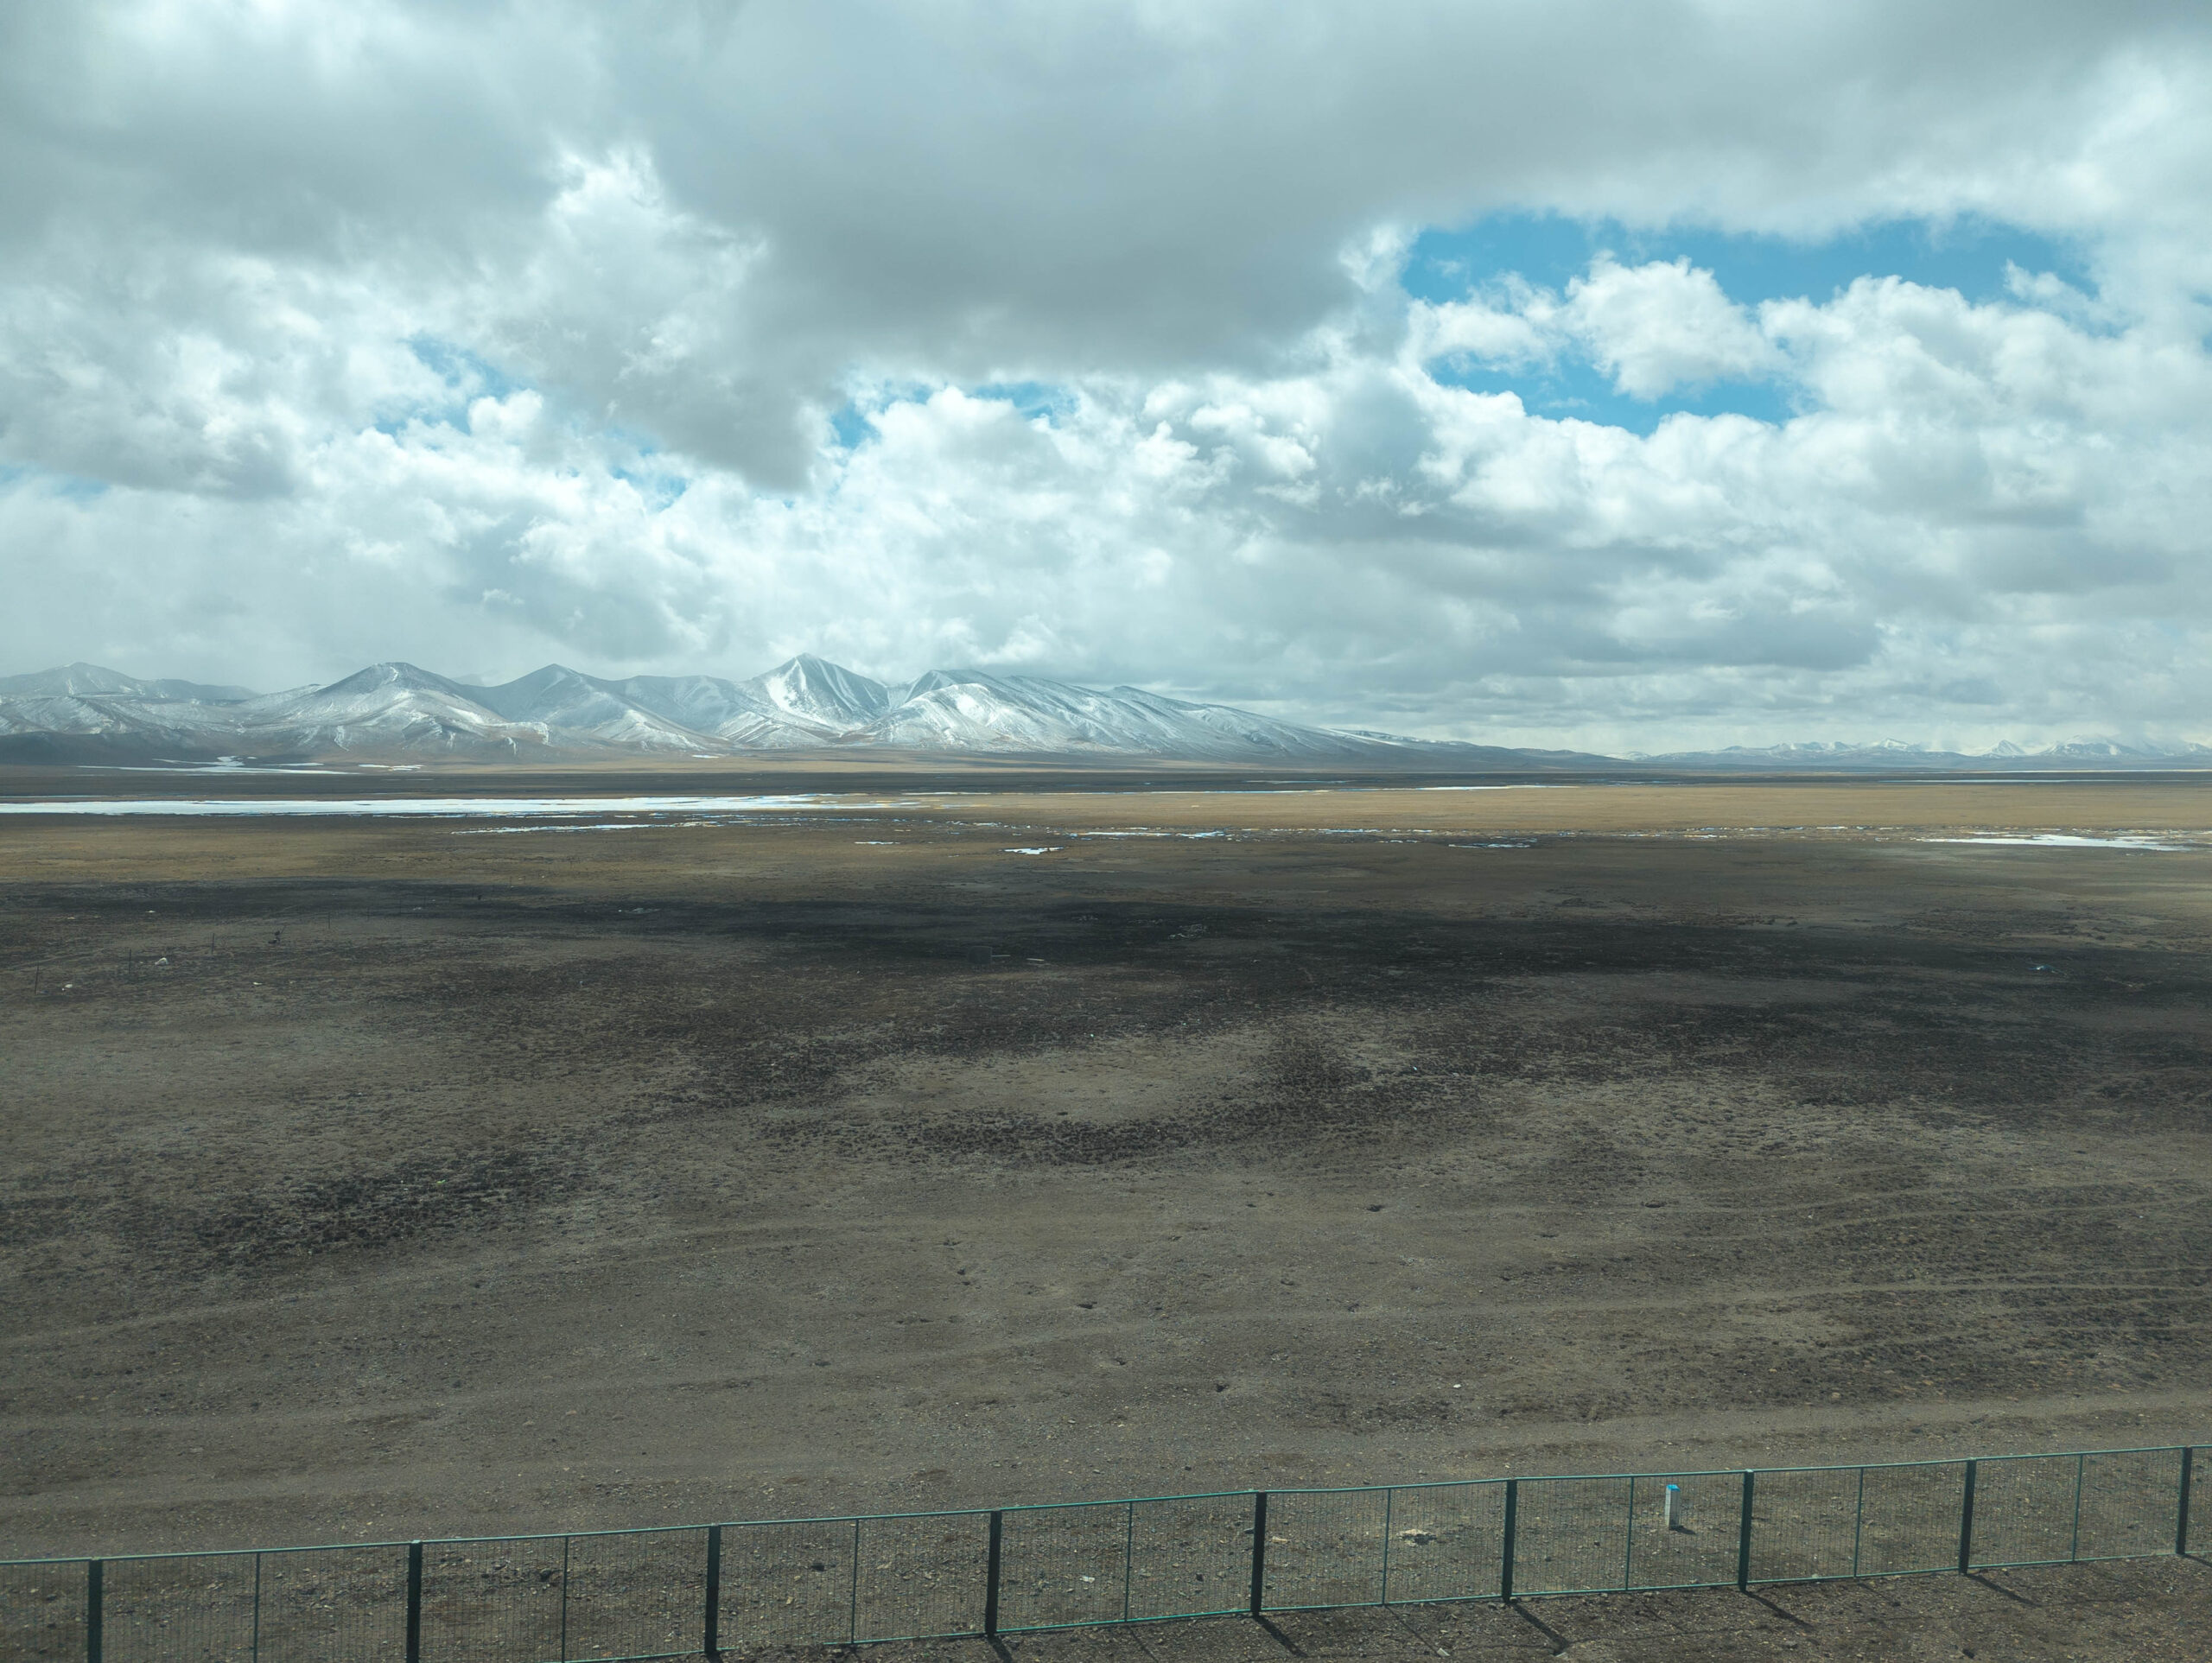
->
[
  {"left": 405, "top": 1541, "right": 423, "bottom": 1663},
  {"left": 984, "top": 1510, "right": 1003, "bottom": 1637},
  {"left": 1851, "top": 1467, "right": 1866, "bottom": 1580},
  {"left": 849, "top": 1519, "right": 861, "bottom": 1645},
  {"left": 85, "top": 1559, "right": 102, "bottom": 1663},
  {"left": 1380, "top": 1487, "right": 1394, "bottom": 1606},
  {"left": 1957, "top": 1460, "right": 1979, "bottom": 1574},
  {"left": 703, "top": 1524, "right": 722, "bottom": 1658},
  {"left": 1621, "top": 1475, "right": 1636, "bottom": 1590},
  {"left": 2069, "top": 1453, "right": 2084, "bottom": 1563},
  {"left": 2177, "top": 1447, "right": 2194, "bottom": 1557},
  {"left": 1735, "top": 1472, "right": 1755, "bottom": 1590},
  {"left": 1122, "top": 1501, "right": 1135, "bottom": 1624},
  {"left": 1249, "top": 1492, "right": 1268, "bottom": 1617},
  {"left": 1500, "top": 1480, "right": 1518, "bottom": 1603}
]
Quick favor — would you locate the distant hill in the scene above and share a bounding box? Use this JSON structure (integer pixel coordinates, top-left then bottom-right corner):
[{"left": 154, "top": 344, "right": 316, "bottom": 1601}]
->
[
  {"left": 1634, "top": 738, "right": 2212, "bottom": 771},
  {"left": 3, "top": 656, "right": 2207, "bottom": 769},
  {"left": 0, "top": 655, "right": 1570, "bottom": 767}
]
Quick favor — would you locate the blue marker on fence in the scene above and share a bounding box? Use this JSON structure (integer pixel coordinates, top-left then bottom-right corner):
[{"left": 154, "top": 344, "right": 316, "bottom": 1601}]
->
[{"left": 1665, "top": 1483, "right": 1683, "bottom": 1532}]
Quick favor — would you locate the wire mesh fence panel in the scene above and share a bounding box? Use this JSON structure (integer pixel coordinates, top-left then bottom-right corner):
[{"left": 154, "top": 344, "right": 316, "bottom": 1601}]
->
[
  {"left": 1261, "top": 1487, "right": 1388, "bottom": 1612},
  {"left": 1624, "top": 1473, "right": 1739, "bottom": 1590},
  {"left": 561, "top": 1527, "right": 704, "bottom": 1660},
  {"left": 1124, "top": 1494, "right": 1253, "bottom": 1622},
  {"left": 1746, "top": 1467, "right": 1862, "bottom": 1583},
  {"left": 852, "top": 1511, "right": 988, "bottom": 1643},
  {"left": 0, "top": 1562, "right": 86, "bottom": 1662},
  {"left": 102, "top": 1552, "right": 258, "bottom": 1662},
  {"left": 2075, "top": 1448, "right": 2183, "bottom": 1563},
  {"left": 1513, "top": 1476, "right": 1631, "bottom": 1596},
  {"left": 716, "top": 1519, "right": 857, "bottom": 1651},
  {"left": 254, "top": 1545, "right": 407, "bottom": 1662},
  {"left": 1970, "top": 1456, "right": 2081, "bottom": 1568},
  {"left": 995, "top": 1501, "right": 1133, "bottom": 1633},
  {"left": 419, "top": 1533, "right": 565, "bottom": 1662},
  {"left": 2190, "top": 1447, "right": 2209, "bottom": 1556},
  {"left": 8, "top": 1441, "right": 2197, "bottom": 1657},
  {"left": 1855, "top": 1463, "right": 1963, "bottom": 1577},
  {"left": 1376, "top": 1482, "right": 1506, "bottom": 1606}
]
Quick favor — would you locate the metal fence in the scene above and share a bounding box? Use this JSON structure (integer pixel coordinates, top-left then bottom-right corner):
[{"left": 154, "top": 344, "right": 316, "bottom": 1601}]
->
[{"left": 3, "top": 1443, "right": 2199, "bottom": 1660}]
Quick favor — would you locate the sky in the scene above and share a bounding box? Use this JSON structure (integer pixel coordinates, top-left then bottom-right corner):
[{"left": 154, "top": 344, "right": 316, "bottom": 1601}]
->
[{"left": 3, "top": 2, "right": 2211, "bottom": 752}]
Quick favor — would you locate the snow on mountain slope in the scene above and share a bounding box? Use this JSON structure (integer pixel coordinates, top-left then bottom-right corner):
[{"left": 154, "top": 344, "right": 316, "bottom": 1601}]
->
[
  {"left": 0, "top": 693, "right": 162, "bottom": 737},
  {"left": 234, "top": 663, "right": 553, "bottom": 757},
  {"left": 0, "top": 663, "right": 260, "bottom": 747},
  {"left": 747, "top": 653, "right": 892, "bottom": 733},
  {"left": 2039, "top": 738, "right": 2173, "bottom": 759},
  {"left": 466, "top": 666, "right": 717, "bottom": 751},
  {"left": 608, "top": 666, "right": 847, "bottom": 747},
  {"left": 0, "top": 661, "right": 263, "bottom": 752},
  {"left": 601, "top": 673, "right": 766, "bottom": 735},
  {"left": 1644, "top": 735, "right": 2212, "bottom": 769},
  {"left": 14, "top": 653, "right": 2204, "bottom": 769},
  {"left": 699, "top": 708, "right": 839, "bottom": 748},
  {"left": 0, "top": 655, "right": 1411, "bottom": 761},
  {"left": 867, "top": 669, "right": 1386, "bottom": 759},
  {"left": 0, "top": 663, "right": 255, "bottom": 702}
]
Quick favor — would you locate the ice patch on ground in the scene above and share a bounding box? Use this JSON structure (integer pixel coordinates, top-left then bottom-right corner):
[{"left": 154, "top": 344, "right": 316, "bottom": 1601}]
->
[
  {"left": 1921, "top": 833, "right": 2205, "bottom": 851},
  {"left": 451, "top": 821, "right": 726, "bottom": 835},
  {"left": 0, "top": 794, "right": 890, "bottom": 818}
]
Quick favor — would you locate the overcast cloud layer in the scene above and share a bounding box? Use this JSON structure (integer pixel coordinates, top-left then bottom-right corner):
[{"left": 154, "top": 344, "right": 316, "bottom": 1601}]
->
[{"left": 3, "top": 1, "right": 2210, "bottom": 750}]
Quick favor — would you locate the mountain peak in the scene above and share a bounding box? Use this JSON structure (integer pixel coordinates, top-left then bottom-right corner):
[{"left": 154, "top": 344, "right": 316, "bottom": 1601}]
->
[
  {"left": 499, "top": 663, "right": 592, "bottom": 693},
  {"left": 0, "top": 662, "right": 145, "bottom": 698},
  {"left": 0, "top": 662, "right": 257, "bottom": 702},
  {"left": 316, "top": 661, "right": 472, "bottom": 698},
  {"left": 749, "top": 655, "right": 891, "bottom": 728}
]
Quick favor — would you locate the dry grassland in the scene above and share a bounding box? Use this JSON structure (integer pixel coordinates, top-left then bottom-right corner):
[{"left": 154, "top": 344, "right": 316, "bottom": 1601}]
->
[{"left": 1, "top": 771, "right": 2207, "bottom": 1649}]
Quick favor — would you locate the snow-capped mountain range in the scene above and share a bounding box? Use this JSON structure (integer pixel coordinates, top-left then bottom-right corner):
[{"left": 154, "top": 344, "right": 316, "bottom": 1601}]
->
[
  {"left": 0, "top": 657, "right": 1545, "bottom": 766},
  {"left": 1635, "top": 737, "right": 2212, "bottom": 768},
  {"left": 2, "top": 657, "right": 2207, "bottom": 769}
]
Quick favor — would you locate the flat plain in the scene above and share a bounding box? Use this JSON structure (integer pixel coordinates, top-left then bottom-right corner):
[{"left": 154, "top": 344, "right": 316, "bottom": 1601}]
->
[{"left": 2, "top": 767, "right": 2209, "bottom": 1654}]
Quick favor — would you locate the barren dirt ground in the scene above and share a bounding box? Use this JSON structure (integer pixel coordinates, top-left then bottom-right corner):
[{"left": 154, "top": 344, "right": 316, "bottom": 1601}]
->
[{"left": 3, "top": 771, "right": 2209, "bottom": 1653}]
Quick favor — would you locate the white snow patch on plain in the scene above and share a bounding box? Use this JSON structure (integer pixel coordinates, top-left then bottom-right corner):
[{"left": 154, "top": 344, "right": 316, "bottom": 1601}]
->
[
  {"left": 0, "top": 794, "right": 895, "bottom": 817},
  {"left": 452, "top": 821, "right": 728, "bottom": 835},
  {"left": 1920, "top": 834, "right": 2206, "bottom": 851}
]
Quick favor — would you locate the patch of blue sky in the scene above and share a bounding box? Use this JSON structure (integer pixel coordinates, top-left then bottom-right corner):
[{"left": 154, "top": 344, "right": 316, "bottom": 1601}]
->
[
  {"left": 970, "top": 379, "right": 1078, "bottom": 426},
  {"left": 405, "top": 335, "right": 526, "bottom": 399},
  {"left": 827, "top": 403, "right": 874, "bottom": 451},
  {"left": 1403, "top": 211, "right": 2091, "bottom": 313},
  {"left": 1403, "top": 212, "right": 2090, "bottom": 432},
  {"left": 828, "top": 378, "right": 1075, "bottom": 453},
  {"left": 375, "top": 336, "right": 531, "bottom": 437},
  {"left": 825, "top": 377, "right": 936, "bottom": 452},
  {"left": 0, "top": 462, "right": 110, "bottom": 500},
  {"left": 610, "top": 465, "right": 687, "bottom": 510},
  {"left": 1429, "top": 360, "right": 1796, "bottom": 434}
]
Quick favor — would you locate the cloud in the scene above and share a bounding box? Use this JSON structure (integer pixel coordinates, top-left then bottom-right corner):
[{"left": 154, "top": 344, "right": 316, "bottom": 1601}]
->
[
  {"left": 2, "top": 2, "right": 2211, "bottom": 748},
  {"left": 1564, "top": 257, "right": 1784, "bottom": 398},
  {"left": 1411, "top": 254, "right": 1784, "bottom": 400}
]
